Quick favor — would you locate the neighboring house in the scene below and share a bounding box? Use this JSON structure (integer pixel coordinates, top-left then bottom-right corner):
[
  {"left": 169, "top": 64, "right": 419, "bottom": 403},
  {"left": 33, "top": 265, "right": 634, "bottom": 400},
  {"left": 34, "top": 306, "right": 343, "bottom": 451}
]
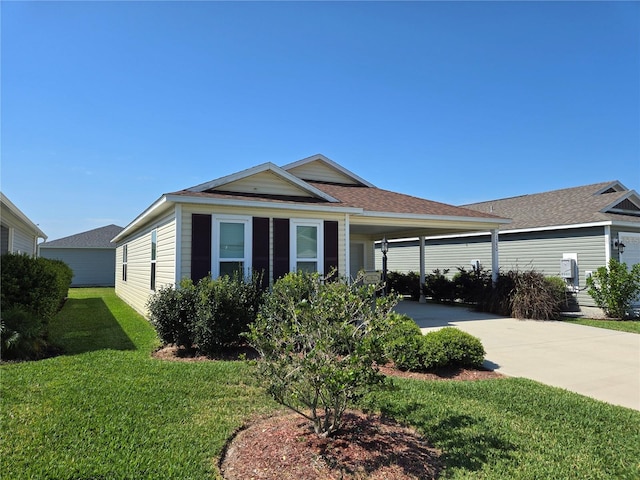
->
[
  {"left": 378, "top": 181, "right": 640, "bottom": 308},
  {"left": 0, "top": 192, "right": 47, "bottom": 256},
  {"left": 112, "top": 154, "right": 508, "bottom": 315},
  {"left": 39, "top": 225, "right": 124, "bottom": 287}
]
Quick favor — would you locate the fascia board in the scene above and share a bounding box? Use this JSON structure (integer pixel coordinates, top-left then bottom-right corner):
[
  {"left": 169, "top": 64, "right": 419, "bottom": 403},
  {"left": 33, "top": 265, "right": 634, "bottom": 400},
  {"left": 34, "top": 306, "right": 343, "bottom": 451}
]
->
[
  {"left": 112, "top": 196, "right": 170, "bottom": 243},
  {"left": 281, "top": 154, "right": 376, "bottom": 188},
  {"left": 0, "top": 192, "right": 47, "bottom": 240},
  {"left": 186, "top": 162, "right": 339, "bottom": 203},
  {"left": 359, "top": 210, "right": 511, "bottom": 226},
  {"left": 165, "top": 194, "right": 362, "bottom": 214}
]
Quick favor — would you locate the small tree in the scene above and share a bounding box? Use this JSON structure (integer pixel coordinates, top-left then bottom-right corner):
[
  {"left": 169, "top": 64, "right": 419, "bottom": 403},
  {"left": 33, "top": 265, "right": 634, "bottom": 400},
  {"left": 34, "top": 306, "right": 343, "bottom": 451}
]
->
[
  {"left": 587, "top": 259, "right": 640, "bottom": 319},
  {"left": 245, "top": 271, "right": 397, "bottom": 437}
]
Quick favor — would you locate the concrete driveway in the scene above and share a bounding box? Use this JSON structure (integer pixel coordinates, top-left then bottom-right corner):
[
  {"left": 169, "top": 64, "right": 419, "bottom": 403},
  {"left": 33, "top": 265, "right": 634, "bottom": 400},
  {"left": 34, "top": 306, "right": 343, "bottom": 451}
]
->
[{"left": 394, "top": 300, "right": 640, "bottom": 411}]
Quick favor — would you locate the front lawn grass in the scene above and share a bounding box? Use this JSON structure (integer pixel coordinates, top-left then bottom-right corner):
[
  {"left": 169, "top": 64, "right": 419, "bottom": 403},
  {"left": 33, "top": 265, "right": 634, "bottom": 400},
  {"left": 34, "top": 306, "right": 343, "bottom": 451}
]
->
[
  {"left": 561, "top": 317, "right": 640, "bottom": 334},
  {"left": 2, "top": 288, "right": 639, "bottom": 479}
]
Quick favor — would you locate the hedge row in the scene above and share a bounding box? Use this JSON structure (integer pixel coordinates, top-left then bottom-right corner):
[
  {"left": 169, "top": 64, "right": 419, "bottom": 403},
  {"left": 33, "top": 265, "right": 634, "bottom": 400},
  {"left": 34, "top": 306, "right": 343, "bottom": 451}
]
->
[
  {"left": 1, "top": 253, "right": 73, "bottom": 360},
  {"left": 390, "top": 267, "right": 568, "bottom": 320}
]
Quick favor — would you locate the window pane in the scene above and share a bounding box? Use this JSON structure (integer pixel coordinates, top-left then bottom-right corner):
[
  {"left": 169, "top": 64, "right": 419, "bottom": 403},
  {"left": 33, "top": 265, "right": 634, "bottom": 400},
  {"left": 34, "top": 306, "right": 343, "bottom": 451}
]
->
[
  {"left": 220, "top": 223, "right": 244, "bottom": 259},
  {"left": 296, "top": 261, "right": 317, "bottom": 273},
  {"left": 151, "top": 231, "right": 157, "bottom": 261},
  {"left": 296, "top": 225, "right": 317, "bottom": 258},
  {"left": 220, "top": 261, "right": 244, "bottom": 278}
]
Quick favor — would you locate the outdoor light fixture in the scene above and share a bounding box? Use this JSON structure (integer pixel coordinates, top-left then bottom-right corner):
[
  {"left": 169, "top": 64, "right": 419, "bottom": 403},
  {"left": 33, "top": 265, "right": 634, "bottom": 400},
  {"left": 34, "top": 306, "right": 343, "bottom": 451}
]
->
[
  {"left": 381, "top": 236, "right": 389, "bottom": 255},
  {"left": 381, "top": 237, "right": 389, "bottom": 295},
  {"left": 614, "top": 238, "right": 626, "bottom": 254}
]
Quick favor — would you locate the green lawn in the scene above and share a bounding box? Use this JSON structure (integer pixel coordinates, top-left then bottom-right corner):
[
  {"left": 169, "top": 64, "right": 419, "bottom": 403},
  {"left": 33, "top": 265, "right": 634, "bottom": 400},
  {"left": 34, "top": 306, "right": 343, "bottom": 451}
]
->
[
  {"left": 561, "top": 317, "right": 640, "bottom": 334},
  {"left": 2, "top": 288, "right": 639, "bottom": 479}
]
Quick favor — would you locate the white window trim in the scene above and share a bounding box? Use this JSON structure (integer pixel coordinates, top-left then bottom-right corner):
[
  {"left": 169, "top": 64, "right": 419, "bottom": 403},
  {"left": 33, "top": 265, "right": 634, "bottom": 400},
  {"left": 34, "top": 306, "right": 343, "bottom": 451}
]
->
[
  {"left": 290, "top": 218, "right": 324, "bottom": 275},
  {"left": 122, "top": 244, "right": 128, "bottom": 282},
  {"left": 212, "top": 214, "right": 253, "bottom": 278},
  {"left": 150, "top": 229, "right": 157, "bottom": 291}
]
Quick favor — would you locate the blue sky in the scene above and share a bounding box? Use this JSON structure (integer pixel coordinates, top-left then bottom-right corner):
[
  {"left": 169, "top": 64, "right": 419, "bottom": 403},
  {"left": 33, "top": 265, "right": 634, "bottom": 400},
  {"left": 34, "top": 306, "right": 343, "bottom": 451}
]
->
[{"left": 2, "top": 1, "right": 639, "bottom": 241}]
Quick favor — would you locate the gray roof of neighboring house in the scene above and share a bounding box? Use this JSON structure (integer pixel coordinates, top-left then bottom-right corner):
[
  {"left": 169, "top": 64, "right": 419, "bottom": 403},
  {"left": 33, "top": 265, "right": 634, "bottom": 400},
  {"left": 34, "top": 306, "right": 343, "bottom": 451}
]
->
[
  {"left": 461, "top": 181, "right": 640, "bottom": 231},
  {"left": 39, "top": 224, "right": 124, "bottom": 249}
]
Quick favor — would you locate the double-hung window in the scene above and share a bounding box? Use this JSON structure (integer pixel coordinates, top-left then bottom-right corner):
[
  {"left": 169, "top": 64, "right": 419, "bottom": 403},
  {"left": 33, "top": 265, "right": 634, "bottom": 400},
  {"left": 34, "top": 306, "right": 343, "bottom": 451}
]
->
[
  {"left": 290, "top": 219, "right": 324, "bottom": 274},
  {"left": 213, "top": 215, "right": 252, "bottom": 278},
  {"left": 150, "top": 230, "right": 157, "bottom": 290},
  {"left": 122, "top": 244, "right": 128, "bottom": 282}
]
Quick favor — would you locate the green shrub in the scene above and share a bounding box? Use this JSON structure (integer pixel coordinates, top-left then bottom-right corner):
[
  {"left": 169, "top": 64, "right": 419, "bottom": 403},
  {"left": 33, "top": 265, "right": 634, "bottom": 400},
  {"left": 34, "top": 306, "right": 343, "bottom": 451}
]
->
[
  {"left": 382, "top": 313, "right": 424, "bottom": 370},
  {"left": 146, "top": 279, "right": 198, "bottom": 351},
  {"left": 1, "top": 253, "right": 73, "bottom": 322},
  {"left": 146, "top": 272, "right": 263, "bottom": 356},
  {"left": 0, "top": 307, "right": 48, "bottom": 360},
  {"left": 546, "top": 276, "right": 570, "bottom": 311},
  {"left": 193, "top": 272, "right": 263, "bottom": 356},
  {"left": 386, "top": 271, "right": 421, "bottom": 300},
  {"left": 587, "top": 259, "right": 640, "bottom": 319},
  {"left": 385, "top": 319, "right": 486, "bottom": 372},
  {"left": 424, "top": 269, "right": 455, "bottom": 303},
  {"left": 425, "top": 327, "right": 485, "bottom": 368},
  {"left": 246, "top": 271, "right": 397, "bottom": 437},
  {"left": 453, "top": 265, "right": 492, "bottom": 304}
]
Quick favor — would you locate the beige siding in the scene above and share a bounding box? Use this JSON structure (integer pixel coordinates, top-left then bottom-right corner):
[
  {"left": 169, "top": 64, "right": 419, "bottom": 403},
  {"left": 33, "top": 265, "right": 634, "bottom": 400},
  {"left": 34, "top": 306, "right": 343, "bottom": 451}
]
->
[
  {"left": 286, "top": 161, "right": 359, "bottom": 185},
  {"left": 376, "top": 227, "right": 608, "bottom": 307},
  {"left": 1, "top": 208, "right": 38, "bottom": 255},
  {"left": 179, "top": 204, "right": 346, "bottom": 283},
  {"left": 220, "top": 171, "right": 313, "bottom": 197},
  {"left": 115, "top": 211, "right": 176, "bottom": 316}
]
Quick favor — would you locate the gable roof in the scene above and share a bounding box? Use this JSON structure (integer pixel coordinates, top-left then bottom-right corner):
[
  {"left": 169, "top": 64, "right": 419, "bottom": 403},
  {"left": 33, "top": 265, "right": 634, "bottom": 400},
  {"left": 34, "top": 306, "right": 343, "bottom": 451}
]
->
[
  {"left": 40, "top": 224, "right": 123, "bottom": 249},
  {"left": 114, "top": 155, "right": 508, "bottom": 243},
  {"left": 281, "top": 154, "right": 375, "bottom": 187},
  {"left": 462, "top": 181, "right": 640, "bottom": 231},
  {"left": 186, "top": 162, "right": 339, "bottom": 202}
]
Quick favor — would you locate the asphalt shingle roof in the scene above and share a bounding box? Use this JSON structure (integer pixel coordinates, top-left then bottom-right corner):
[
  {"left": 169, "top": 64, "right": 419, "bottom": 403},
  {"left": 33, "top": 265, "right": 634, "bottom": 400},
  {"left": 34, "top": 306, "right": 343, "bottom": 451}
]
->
[
  {"left": 170, "top": 184, "right": 504, "bottom": 220},
  {"left": 39, "top": 224, "right": 124, "bottom": 249},
  {"left": 461, "top": 181, "right": 640, "bottom": 231}
]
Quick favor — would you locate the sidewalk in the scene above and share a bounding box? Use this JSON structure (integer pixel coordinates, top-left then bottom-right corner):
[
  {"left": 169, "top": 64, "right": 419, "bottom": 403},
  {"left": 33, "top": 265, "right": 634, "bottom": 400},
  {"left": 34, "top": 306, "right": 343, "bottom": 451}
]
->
[{"left": 394, "top": 300, "right": 640, "bottom": 411}]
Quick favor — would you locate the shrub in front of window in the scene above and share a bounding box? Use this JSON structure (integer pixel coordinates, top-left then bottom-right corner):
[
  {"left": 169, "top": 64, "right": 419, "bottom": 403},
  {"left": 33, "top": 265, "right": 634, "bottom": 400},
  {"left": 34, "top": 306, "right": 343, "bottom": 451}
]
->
[
  {"left": 245, "top": 271, "right": 397, "bottom": 437},
  {"left": 193, "top": 272, "right": 263, "bottom": 356},
  {"left": 146, "top": 272, "right": 263, "bottom": 356}
]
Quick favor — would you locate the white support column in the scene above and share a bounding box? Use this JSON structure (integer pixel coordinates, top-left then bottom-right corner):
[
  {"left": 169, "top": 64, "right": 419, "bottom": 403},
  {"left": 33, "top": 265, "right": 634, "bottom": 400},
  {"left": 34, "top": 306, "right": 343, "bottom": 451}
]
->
[
  {"left": 344, "top": 214, "right": 351, "bottom": 282},
  {"left": 491, "top": 229, "right": 499, "bottom": 286},
  {"left": 419, "top": 236, "right": 426, "bottom": 303}
]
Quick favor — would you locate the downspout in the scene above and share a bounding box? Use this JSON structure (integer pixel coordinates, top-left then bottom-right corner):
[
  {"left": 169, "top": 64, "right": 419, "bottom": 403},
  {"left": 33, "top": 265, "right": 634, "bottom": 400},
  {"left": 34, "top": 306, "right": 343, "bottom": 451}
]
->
[
  {"left": 491, "top": 229, "right": 499, "bottom": 286},
  {"left": 174, "top": 204, "right": 182, "bottom": 287},
  {"left": 419, "top": 236, "right": 426, "bottom": 303},
  {"left": 604, "top": 225, "right": 611, "bottom": 264}
]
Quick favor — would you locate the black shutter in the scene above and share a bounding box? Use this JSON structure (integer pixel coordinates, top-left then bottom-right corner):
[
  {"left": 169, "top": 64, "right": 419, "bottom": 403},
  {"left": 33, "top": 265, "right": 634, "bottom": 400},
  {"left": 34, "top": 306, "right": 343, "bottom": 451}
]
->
[
  {"left": 324, "top": 220, "right": 339, "bottom": 281},
  {"left": 191, "top": 214, "right": 212, "bottom": 282},
  {"left": 273, "top": 218, "right": 290, "bottom": 281},
  {"left": 252, "top": 217, "right": 270, "bottom": 289}
]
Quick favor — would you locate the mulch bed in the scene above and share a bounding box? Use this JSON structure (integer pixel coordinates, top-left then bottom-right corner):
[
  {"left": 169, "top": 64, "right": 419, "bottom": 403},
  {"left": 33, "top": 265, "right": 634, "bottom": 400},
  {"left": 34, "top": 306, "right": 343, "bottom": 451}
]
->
[
  {"left": 219, "top": 410, "right": 443, "bottom": 480},
  {"left": 152, "top": 345, "right": 504, "bottom": 479}
]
